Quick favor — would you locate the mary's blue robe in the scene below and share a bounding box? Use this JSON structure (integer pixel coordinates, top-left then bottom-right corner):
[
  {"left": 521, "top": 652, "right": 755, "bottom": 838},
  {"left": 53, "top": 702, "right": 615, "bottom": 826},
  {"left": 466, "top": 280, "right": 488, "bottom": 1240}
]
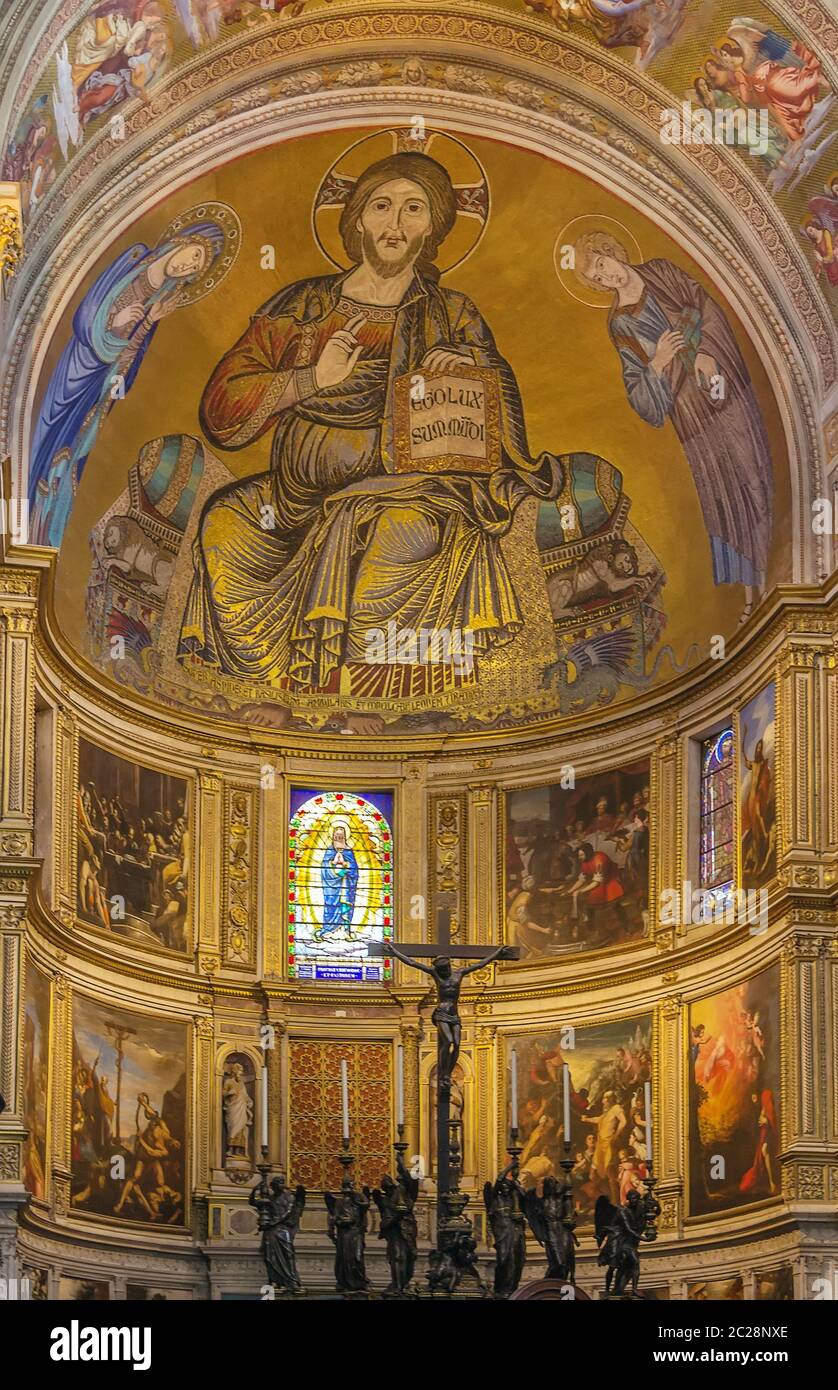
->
[
  {"left": 28, "top": 243, "right": 158, "bottom": 547},
  {"left": 320, "top": 847, "right": 359, "bottom": 933}
]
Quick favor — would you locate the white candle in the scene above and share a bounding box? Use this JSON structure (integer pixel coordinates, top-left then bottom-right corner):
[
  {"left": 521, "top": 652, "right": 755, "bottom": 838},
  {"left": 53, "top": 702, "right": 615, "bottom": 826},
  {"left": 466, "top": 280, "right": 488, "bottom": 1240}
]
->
[
  {"left": 396, "top": 1045, "right": 404, "bottom": 1128},
  {"left": 509, "top": 1048, "right": 518, "bottom": 1129},
  {"left": 261, "top": 1061, "right": 268, "bottom": 1150},
  {"left": 340, "top": 1058, "right": 350, "bottom": 1142},
  {"left": 563, "top": 1063, "right": 571, "bottom": 1142},
  {"left": 645, "top": 1080, "right": 653, "bottom": 1166}
]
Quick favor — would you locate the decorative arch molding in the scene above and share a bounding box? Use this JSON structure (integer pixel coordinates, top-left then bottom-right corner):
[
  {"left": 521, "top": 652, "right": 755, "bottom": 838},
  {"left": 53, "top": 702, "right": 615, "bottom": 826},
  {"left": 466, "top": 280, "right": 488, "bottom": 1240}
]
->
[
  {"left": 1, "top": 69, "right": 828, "bottom": 584},
  {"left": 6, "top": 7, "right": 834, "bottom": 359},
  {"left": 1, "top": 0, "right": 836, "bottom": 138}
]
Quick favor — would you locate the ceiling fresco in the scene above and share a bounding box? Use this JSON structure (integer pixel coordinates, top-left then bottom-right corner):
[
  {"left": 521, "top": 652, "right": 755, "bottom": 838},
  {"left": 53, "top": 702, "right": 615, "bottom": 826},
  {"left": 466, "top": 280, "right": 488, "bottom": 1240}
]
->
[
  {"left": 3, "top": 0, "right": 836, "bottom": 298},
  {"left": 31, "top": 128, "right": 791, "bottom": 737}
]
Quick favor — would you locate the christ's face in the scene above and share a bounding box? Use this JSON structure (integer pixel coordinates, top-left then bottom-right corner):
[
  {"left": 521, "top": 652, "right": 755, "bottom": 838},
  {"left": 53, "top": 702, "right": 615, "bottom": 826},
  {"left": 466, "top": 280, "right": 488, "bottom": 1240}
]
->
[
  {"left": 587, "top": 252, "right": 629, "bottom": 290},
  {"left": 357, "top": 178, "right": 432, "bottom": 278}
]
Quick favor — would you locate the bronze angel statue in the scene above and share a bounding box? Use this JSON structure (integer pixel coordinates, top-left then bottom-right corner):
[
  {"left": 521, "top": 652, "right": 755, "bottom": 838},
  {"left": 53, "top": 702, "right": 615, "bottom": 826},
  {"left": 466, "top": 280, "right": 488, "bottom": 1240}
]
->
[
  {"left": 324, "top": 1174, "right": 371, "bottom": 1294},
  {"left": 523, "top": 1174, "right": 578, "bottom": 1283},
  {"left": 249, "top": 1174, "right": 306, "bottom": 1294},
  {"left": 483, "top": 1161, "right": 528, "bottom": 1297},
  {"left": 373, "top": 1152, "right": 419, "bottom": 1295},
  {"left": 594, "top": 1187, "right": 659, "bottom": 1297}
]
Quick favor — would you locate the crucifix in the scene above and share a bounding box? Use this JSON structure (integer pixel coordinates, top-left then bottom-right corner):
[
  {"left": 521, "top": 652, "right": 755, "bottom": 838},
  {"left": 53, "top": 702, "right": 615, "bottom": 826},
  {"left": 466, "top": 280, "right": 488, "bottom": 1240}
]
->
[{"left": 372, "top": 908, "right": 518, "bottom": 1238}]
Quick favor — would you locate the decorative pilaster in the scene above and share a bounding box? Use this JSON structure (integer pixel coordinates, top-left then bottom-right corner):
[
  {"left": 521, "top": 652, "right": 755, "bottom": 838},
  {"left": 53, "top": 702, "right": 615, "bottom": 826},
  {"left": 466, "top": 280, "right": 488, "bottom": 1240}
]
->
[
  {"left": 50, "top": 974, "right": 72, "bottom": 1219},
  {"left": 260, "top": 758, "right": 285, "bottom": 978},
  {"left": 0, "top": 575, "right": 38, "bottom": 1236},
  {"left": 780, "top": 933, "right": 831, "bottom": 1203},
  {"left": 266, "top": 1014, "right": 285, "bottom": 1168},
  {"left": 399, "top": 1019, "right": 421, "bottom": 1161},
  {"left": 651, "top": 733, "right": 681, "bottom": 948},
  {"left": 53, "top": 708, "right": 76, "bottom": 922},
  {"left": 428, "top": 791, "right": 466, "bottom": 942},
  {"left": 778, "top": 622, "right": 838, "bottom": 893},
  {"left": 197, "top": 770, "right": 223, "bottom": 975},
  {"left": 654, "top": 995, "right": 684, "bottom": 1235},
  {"left": 194, "top": 1016, "right": 215, "bottom": 1196},
  {"left": 467, "top": 784, "right": 495, "bottom": 945},
  {"left": 474, "top": 1023, "right": 495, "bottom": 1189},
  {"left": 221, "top": 784, "right": 257, "bottom": 970}
]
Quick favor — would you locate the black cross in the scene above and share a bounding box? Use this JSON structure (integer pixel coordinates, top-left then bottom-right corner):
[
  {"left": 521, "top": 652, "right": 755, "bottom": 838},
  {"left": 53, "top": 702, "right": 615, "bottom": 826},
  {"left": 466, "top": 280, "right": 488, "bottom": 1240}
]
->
[{"left": 372, "top": 908, "right": 518, "bottom": 1239}]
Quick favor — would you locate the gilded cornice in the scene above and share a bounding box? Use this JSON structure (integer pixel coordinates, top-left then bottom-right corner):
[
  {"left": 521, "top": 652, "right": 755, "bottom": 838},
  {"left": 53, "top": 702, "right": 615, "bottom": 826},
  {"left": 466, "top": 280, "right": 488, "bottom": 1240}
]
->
[{"left": 20, "top": 550, "right": 838, "bottom": 762}]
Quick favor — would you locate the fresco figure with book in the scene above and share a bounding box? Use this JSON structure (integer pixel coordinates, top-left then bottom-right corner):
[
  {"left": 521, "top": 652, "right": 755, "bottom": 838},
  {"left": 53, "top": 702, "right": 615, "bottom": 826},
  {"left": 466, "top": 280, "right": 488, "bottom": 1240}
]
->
[{"left": 177, "top": 135, "right": 607, "bottom": 714}]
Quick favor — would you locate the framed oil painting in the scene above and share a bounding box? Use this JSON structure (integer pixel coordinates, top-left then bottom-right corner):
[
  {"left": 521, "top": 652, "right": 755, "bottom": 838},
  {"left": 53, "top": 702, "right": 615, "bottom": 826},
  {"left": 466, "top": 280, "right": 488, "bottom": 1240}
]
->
[
  {"left": 22, "top": 959, "right": 51, "bottom": 1200},
  {"left": 71, "top": 994, "right": 187, "bottom": 1227},
  {"left": 738, "top": 682, "right": 777, "bottom": 890},
  {"left": 508, "top": 1014, "right": 652, "bottom": 1224},
  {"left": 77, "top": 739, "right": 190, "bottom": 951},
  {"left": 688, "top": 963, "right": 781, "bottom": 1218},
  {"left": 504, "top": 762, "right": 650, "bottom": 959}
]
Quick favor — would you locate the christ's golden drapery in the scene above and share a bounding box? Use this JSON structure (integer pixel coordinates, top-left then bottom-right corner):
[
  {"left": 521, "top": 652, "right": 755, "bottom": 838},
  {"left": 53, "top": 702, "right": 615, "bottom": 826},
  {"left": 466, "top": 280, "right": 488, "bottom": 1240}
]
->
[{"left": 178, "top": 269, "right": 574, "bottom": 693}]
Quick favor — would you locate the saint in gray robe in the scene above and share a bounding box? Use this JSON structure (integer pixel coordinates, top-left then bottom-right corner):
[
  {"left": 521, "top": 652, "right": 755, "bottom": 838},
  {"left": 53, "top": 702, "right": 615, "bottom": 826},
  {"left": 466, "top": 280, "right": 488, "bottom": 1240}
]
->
[{"left": 607, "top": 258, "right": 773, "bottom": 588}]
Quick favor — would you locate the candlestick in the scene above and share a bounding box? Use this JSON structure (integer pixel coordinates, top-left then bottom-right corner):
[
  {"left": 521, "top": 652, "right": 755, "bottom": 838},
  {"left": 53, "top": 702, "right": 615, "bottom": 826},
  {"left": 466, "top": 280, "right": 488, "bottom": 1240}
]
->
[
  {"left": 340, "top": 1058, "right": 350, "bottom": 1142},
  {"left": 396, "top": 1044, "right": 404, "bottom": 1129},
  {"left": 644, "top": 1079, "right": 653, "bottom": 1167},
  {"left": 261, "top": 1058, "right": 269, "bottom": 1151},
  {"left": 510, "top": 1048, "right": 518, "bottom": 1128},
  {"left": 563, "top": 1063, "right": 571, "bottom": 1143}
]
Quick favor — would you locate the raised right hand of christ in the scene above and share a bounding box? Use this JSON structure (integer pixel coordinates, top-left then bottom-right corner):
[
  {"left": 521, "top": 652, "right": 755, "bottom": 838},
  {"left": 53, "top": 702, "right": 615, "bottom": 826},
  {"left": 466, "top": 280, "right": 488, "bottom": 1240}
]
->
[{"left": 314, "top": 312, "right": 367, "bottom": 389}]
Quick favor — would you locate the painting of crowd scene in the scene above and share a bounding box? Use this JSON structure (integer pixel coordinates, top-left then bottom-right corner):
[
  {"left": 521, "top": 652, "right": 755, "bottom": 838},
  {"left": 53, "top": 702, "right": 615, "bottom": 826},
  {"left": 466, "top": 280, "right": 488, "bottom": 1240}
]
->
[
  {"left": 689, "top": 964, "right": 781, "bottom": 1217},
  {"left": 71, "top": 994, "right": 187, "bottom": 1227},
  {"left": 77, "top": 739, "right": 189, "bottom": 951},
  {"left": 505, "top": 762, "right": 650, "bottom": 958},
  {"left": 510, "top": 1015, "right": 653, "bottom": 1225}
]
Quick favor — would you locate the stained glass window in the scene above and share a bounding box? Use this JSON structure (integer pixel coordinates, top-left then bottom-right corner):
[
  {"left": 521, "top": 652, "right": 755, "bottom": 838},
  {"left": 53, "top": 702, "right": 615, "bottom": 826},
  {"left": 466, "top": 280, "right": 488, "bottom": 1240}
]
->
[
  {"left": 698, "top": 728, "right": 734, "bottom": 918},
  {"left": 287, "top": 789, "right": 393, "bottom": 983}
]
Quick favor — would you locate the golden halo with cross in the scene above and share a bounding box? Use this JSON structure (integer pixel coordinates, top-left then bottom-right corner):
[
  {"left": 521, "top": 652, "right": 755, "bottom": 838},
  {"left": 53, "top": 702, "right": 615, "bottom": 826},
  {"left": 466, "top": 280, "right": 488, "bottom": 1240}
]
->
[
  {"left": 157, "top": 200, "right": 242, "bottom": 306},
  {"left": 312, "top": 128, "right": 490, "bottom": 275},
  {"left": 554, "top": 214, "right": 643, "bottom": 310}
]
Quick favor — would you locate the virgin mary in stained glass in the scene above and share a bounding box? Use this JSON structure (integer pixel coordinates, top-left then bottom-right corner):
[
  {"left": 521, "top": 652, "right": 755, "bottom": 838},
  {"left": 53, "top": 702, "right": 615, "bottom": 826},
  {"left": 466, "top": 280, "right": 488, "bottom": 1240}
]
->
[{"left": 316, "top": 822, "right": 360, "bottom": 941}]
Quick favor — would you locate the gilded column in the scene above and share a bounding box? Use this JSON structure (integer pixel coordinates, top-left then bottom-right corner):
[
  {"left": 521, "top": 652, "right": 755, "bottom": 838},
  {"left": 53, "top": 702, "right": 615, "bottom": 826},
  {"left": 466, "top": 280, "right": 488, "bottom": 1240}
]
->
[
  {"left": 467, "top": 784, "right": 495, "bottom": 945},
  {"left": 267, "top": 1014, "right": 285, "bottom": 1169},
  {"left": 398, "top": 1019, "right": 421, "bottom": 1159},
  {"left": 222, "top": 784, "right": 258, "bottom": 971},
  {"left": 651, "top": 733, "right": 681, "bottom": 948},
  {"left": 475, "top": 1022, "right": 495, "bottom": 1189},
  {"left": 428, "top": 791, "right": 466, "bottom": 942},
  {"left": 781, "top": 932, "right": 830, "bottom": 1203},
  {"left": 50, "top": 974, "right": 73, "bottom": 1219},
  {"left": 53, "top": 709, "right": 77, "bottom": 923},
  {"left": 655, "top": 995, "right": 684, "bottom": 1236},
  {"left": 0, "top": 572, "right": 38, "bottom": 1232},
  {"left": 778, "top": 623, "right": 837, "bottom": 893},
  {"left": 193, "top": 1016, "right": 215, "bottom": 1197},
  {"left": 197, "top": 770, "right": 223, "bottom": 975},
  {"left": 260, "top": 757, "right": 285, "bottom": 978}
]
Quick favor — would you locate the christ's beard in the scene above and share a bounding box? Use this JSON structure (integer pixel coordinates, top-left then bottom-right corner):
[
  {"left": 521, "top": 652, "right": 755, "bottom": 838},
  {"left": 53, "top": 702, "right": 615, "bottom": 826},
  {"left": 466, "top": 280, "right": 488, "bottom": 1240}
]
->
[{"left": 363, "top": 228, "right": 426, "bottom": 280}]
